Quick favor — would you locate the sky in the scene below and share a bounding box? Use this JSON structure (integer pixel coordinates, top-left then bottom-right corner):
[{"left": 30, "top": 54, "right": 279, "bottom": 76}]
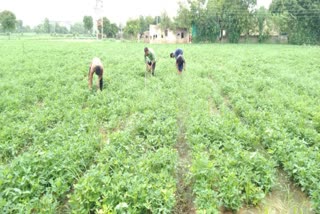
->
[{"left": 0, "top": 0, "right": 272, "bottom": 27}]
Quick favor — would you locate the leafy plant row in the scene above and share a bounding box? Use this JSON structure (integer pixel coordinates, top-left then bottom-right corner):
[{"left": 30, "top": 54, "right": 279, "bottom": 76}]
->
[
  {"left": 177, "top": 74, "right": 276, "bottom": 212},
  {"left": 0, "top": 122, "right": 100, "bottom": 212},
  {"left": 69, "top": 111, "right": 178, "bottom": 213},
  {"left": 1, "top": 40, "right": 319, "bottom": 213},
  {"left": 208, "top": 46, "right": 320, "bottom": 211}
]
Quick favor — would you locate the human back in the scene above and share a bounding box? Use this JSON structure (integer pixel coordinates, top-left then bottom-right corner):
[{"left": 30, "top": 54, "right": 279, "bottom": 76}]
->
[
  {"left": 144, "top": 47, "right": 157, "bottom": 76},
  {"left": 170, "top": 48, "right": 183, "bottom": 59},
  {"left": 88, "top": 57, "right": 104, "bottom": 90},
  {"left": 91, "top": 57, "right": 103, "bottom": 67},
  {"left": 174, "top": 48, "right": 183, "bottom": 59},
  {"left": 145, "top": 48, "right": 156, "bottom": 62}
]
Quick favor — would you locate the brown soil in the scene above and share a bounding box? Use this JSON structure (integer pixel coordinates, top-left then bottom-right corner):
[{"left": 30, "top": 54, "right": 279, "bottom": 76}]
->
[
  {"left": 173, "top": 117, "right": 196, "bottom": 214},
  {"left": 237, "top": 170, "right": 314, "bottom": 214}
]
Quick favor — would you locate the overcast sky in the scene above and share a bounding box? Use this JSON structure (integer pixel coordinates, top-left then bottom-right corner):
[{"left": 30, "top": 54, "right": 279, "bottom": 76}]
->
[{"left": 0, "top": 0, "right": 272, "bottom": 27}]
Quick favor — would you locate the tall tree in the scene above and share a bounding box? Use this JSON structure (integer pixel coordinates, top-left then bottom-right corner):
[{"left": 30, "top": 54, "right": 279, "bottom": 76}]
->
[
  {"left": 0, "top": 10, "right": 16, "bottom": 33},
  {"left": 255, "top": 6, "right": 270, "bottom": 42},
  {"left": 123, "top": 19, "right": 140, "bottom": 39},
  {"left": 146, "top": 16, "right": 155, "bottom": 25},
  {"left": 54, "top": 23, "right": 68, "bottom": 34},
  {"left": 139, "top": 16, "right": 147, "bottom": 34},
  {"left": 270, "top": 0, "right": 320, "bottom": 44},
  {"left": 34, "top": 24, "right": 45, "bottom": 34},
  {"left": 174, "top": 1, "right": 192, "bottom": 29},
  {"left": 101, "top": 17, "right": 118, "bottom": 38},
  {"left": 187, "top": 0, "right": 221, "bottom": 42},
  {"left": 109, "top": 23, "right": 119, "bottom": 38},
  {"left": 43, "top": 18, "right": 50, "bottom": 33},
  {"left": 222, "top": 0, "right": 256, "bottom": 42},
  {"left": 16, "top": 20, "right": 23, "bottom": 33},
  {"left": 83, "top": 16, "right": 93, "bottom": 34},
  {"left": 70, "top": 22, "right": 85, "bottom": 35},
  {"left": 23, "top": 25, "right": 32, "bottom": 33},
  {"left": 179, "top": 0, "right": 257, "bottom": 43},
  {"left": 159, "top": 11, "right": 173, "bottom": 31}
]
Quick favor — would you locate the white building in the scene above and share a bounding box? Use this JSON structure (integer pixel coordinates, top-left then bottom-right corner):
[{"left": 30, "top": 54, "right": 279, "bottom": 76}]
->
[{"left": 142, "top": 25, "right": 190, "bottom": 44}]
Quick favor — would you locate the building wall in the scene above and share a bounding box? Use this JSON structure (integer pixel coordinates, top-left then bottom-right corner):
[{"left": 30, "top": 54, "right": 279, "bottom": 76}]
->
[
  {"left": 238, "top": 35, "right": 288, "bottom": 44},
  {"left": 143, "top": 25, "right": 190, "bottom": 44}
]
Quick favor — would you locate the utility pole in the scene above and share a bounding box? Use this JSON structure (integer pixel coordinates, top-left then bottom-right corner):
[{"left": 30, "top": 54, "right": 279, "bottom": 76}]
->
[{"left": 95, "top": 0, "right": 103, "bottom": 39}]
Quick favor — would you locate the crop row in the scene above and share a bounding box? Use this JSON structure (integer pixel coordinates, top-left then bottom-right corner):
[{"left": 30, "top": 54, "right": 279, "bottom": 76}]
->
[
  {"left": 208, "top": 47, "right": 320, "bottom": 211},
  {"left": 175, "top": 73, "right": 276, "bottom": 212},
  {"left": 1, "top": 40, "right": 319, "bottom": 212},
  {"left": 69, "top": 111, "right": 178, "bottom": 213}
]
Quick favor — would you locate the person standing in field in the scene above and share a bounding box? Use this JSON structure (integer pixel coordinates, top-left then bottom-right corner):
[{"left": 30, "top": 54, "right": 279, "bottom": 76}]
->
[
  {"left": 170, "top": 48, "right": 186, "bottom": 74},
  {"left": 88, "top": 57, "right": 104, "bottom": 91},
  {"left": 144, "top": 47, "right": 156, "bottom": 76}
]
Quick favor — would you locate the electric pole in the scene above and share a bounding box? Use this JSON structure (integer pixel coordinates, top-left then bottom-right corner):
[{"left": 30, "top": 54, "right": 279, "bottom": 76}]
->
[{"left": 95, "top": 0, "right": 103, "bottom": 39}]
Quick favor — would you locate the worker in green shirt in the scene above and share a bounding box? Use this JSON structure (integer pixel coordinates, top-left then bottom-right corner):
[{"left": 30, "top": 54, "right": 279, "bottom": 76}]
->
[{"left": 144, "top": 47, "right": 156, "bottom": 76}]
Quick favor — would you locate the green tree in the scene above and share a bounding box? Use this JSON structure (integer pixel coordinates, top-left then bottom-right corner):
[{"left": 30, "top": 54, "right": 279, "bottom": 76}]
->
[
  {"left": 109, "top": 23, "right": 119, "bottom": 38},
  {"left": 54, "top": 23, "right": 69, "bottom": 34},
  {"left": 159, "top": 11, "right": 173, "bottom": 31},
  {"left": 180, "top": 0, "right": 257, "bottom": 43},
  {"left": 83, "top": 16, "right": 93, "bottom": 34},
  {"left": 146, "top": 16, "right": 155, "bottom": 25},
  {"left": 138, "top": 16, "right": 154, "bottom": 33},
  {"left": 34, "top": 24, "right": 45, "bottom": 34},
  {"left": 101, "top": 17, "right": 118, "bottom": 38},
  {"left": 222, "top": 0, "right": 256, "bottom": 43},
  {"left": 43, "top": 18, "right": 50, "bottom": 33},
  {"left": 23, "top": 25, "right": 32, "bottom": 33},
  {"left": 188, "top": 0, "right": 221, "bottom": 42},
  {"left": 139, "top": 16, "right": 147, "bottom": 34},
  {"left": 123, "top": 19, "right": 140, "bottom": 39},
  {"left": 0, "top": 10, "right": 16, "bottom": 33},
  {"left": 138, "top": 15, "right": 155, "bottom": 35},
  {"left": 70, "top": 22, "right": 85, "bottom": 35},
  {"left": 270, "top": 12, "right": 290, "bottom": 36},
  {"left": 154, "top": 16, "right": 161, "bottom": 25},
  {"left": 255, "top": 6, "right": 270, "bottom": 42},
  {"left": 16, "top": 20, "right": 23, "bottom": 33},
  {"left": 174, "top": 1, "right": 192, "bottom": 29},
  {"left": 270, "top": 0, "right": 320, "bottom": 44}
]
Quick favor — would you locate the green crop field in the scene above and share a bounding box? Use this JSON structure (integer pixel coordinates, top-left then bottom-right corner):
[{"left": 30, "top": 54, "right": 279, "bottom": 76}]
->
[{"left": 0, "top": 39, "right": 319, "bottom": 213}]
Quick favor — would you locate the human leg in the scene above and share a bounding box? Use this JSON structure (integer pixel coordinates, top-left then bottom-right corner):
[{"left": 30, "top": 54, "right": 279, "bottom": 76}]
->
[{"left": 152, "top": 62, "right": 156, "bottom": 75}]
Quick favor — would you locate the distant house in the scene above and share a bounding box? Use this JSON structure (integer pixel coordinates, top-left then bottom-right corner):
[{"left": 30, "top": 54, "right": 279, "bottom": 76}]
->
[{"left": 142, "top": 24, "right": 190, "bottom": 44}]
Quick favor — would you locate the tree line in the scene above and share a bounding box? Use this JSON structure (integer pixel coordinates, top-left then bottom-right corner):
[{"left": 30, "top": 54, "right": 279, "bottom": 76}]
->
[
  {"left": 1, "top": 0, "right": 319, "bottom": 44},
  {"left": 174, "top": 0, "right": 319, "bottom": 44}
]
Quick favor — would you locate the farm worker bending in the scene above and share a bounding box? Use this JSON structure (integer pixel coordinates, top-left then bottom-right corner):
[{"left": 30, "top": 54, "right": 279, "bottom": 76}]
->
[
  {"left": 144, "top": 47, "right": 156, "bottom": 76},
  {"left": 170, "top": 48, "right": 183, "bottom": 59},
  {"left": 170, "top": 48, "right": 186, "bottom": 74},
  {"left": 175, "top": 55, "right": 186, "bottom": 74},
  {"left": 88, "top": 57, "right": 104, "bottom": 91}
]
